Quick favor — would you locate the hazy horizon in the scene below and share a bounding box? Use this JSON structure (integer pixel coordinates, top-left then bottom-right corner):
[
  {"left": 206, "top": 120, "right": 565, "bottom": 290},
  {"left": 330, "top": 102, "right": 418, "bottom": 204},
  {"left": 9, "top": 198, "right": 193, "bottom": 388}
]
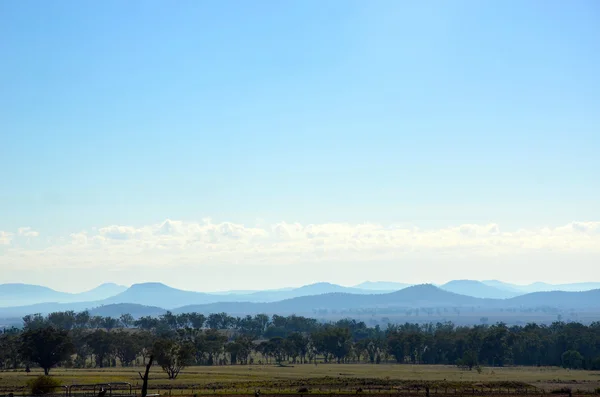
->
[
  {"left": 1, "top": 2, "right": 598, "bottom": 293},
  {"left": 1, "top": 271, "right": 599, "bottom": 294}
]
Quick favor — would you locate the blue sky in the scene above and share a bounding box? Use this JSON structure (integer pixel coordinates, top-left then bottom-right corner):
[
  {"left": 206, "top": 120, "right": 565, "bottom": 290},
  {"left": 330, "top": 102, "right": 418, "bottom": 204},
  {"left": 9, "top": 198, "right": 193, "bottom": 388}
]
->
[{"left": 1, "top": 1, "right": 599, "bottom": 291}]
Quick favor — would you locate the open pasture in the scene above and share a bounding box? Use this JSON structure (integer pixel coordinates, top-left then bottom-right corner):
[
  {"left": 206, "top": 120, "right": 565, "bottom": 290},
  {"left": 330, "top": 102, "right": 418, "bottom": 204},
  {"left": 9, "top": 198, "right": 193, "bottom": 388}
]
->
[{"left": 1, "top": 365, "right": 599, "bottom": 395}]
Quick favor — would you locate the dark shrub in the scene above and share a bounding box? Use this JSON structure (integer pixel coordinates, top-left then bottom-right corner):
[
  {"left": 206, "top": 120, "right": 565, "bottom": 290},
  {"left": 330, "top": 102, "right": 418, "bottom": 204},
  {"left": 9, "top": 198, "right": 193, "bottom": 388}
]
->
[
  {"left": 28, "top": 376, "right": 62, "bottom": 395},
  {"left": 550, "top": 387, "right": 571, "bottom": 395}
]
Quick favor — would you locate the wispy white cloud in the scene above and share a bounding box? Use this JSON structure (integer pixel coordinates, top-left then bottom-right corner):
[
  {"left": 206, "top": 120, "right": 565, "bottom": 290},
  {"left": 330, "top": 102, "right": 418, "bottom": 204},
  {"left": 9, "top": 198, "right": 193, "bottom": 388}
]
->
[
  {"left": 17, "top": 227, "right": 39, "bottom": 237},
  {"left": 0, "top": 220, "right": 599, "bottom": 270},
  {"left": 0, "top": 231, "right": 13, "bottom": 245}
]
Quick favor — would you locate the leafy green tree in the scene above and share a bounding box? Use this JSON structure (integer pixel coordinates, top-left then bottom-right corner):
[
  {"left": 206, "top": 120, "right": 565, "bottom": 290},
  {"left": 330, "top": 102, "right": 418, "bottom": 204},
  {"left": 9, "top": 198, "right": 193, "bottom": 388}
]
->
[
  {"left": 206, "top": 312, "right": 234, "bottom": 329},
  {"left": 101, "top": 317, "right": 120, "bottom": 330},
  {"left": 135, "top": 316, "right": 160, "bottom": 330},
  {"left": 22, "top": 314, "right": 47, "bottom": 330},
  {"left": 137, "top": 331, "right": 156, "bottom": 365},
  {"left": 479, "top": 323, "right": 511, "bottom": 366},
  {"left": 119, "top": 314, "right": 134, "bottom": 328},
  {"left": 562, "top": 350, "right": 584, "bottom": 369},
  {"left": 89, "top": 316, "right": 103, "bottom": 329},
  {"left": 254, "top": 314, "right": 271, "bottom": 332},
  {"left": 266, "top": 337, "right": 286, "bottom": 364},
  {"left": 114, "top": 331, "right": 141, "bottom": 366},
  {"left": 457, "top": 350, "right": 479, "bottom": 370},
  {"left": 312, "top": 326, "right": 352, "bottom": 363},
  {"left": 0, "top": 332, "right": 21, "bottom": 369},
  {"left": 160, "top": 311, "right": 178, "bottom": 330},
  {"left": 387, "top": 332, "right": 406, "bottom": 363},
  {"left": 153, "top": 338, "right": 195, "bottom": 379},
  {"left": 86, "top": 330, "right": 115, "bottom": 368},
  {"left": 70, "top": 329, "right": 92, "bottom": 368},
  {"left": 225, "top": 335, "right": 253, "bottom": 365},
  {"left": 225, "top": 341, "right": 242, "bottom": 365},
  {"left": 286, "top": 332, "right": 308, "bottom": 363},
  {"left": 188, "top": 312, "right": 206, "bottom": 329},
  {"left": 20, "top": 326, "right": 74, "bottom": 375},
  {"left": 75, "top": 311, "right": 91, "bottom": 329},
  {"left": 176, "top": 313, "right": 191, "bottom": 329},
  {"left": 197, "top": 329, "right": 227, "bottom": 365},
  {"left": 47, "top": 311, "right": 76, "bottom": 330},
  {"left": 365, "top": 336, "right": 385, "bottom": 364},
  {"left": 236, "top": 315, "right": 262, "bottom": 337}
]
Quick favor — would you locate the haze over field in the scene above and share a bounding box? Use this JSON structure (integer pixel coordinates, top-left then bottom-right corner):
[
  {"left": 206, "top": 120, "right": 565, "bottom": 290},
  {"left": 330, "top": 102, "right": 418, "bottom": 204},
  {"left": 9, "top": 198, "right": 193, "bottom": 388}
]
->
[
  {"left": 2, "top": 280, "right": 600, "bottom": 329},
  {"left": 3, "top": 279, "right": 600, "bottom": 308}
]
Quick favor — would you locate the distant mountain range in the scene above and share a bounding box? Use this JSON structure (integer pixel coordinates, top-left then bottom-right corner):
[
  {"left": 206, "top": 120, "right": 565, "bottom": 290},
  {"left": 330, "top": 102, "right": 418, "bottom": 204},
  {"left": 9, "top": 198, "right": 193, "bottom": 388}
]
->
[
  {"left": 440, "top": 280, "right": 519, "bottom": 299},
  {"left": 167, "top": 286, "right": 600, "bottom": 317},
  {"left": 353, "top": 281, "right": 412, "bottom": 291},
  {"left": 0, "top": 283, "right": 127, "bottom": 307},
  {"left": 7, "top": 284, "right": 598, "bottom": 319},
  {"left": 437, "top": 280, "right": 600, "bottom": 299},
  {"left": 482, "top": 280, "right": 600, "bottom": 293},
  {"left": 1, "top": 280, "right": 600, "bottom": 321},
  {"left": 99, "top": 282, "right": 396, "bottom": 309},
  {"left": 174, "top": 284, "right": 482, "bottom": 315},
  {"left": 89, "top": 303, "right": 167, "bottom": 318},
  {"left": 505, "top": 289, "right": 600, "bottom": 308}
]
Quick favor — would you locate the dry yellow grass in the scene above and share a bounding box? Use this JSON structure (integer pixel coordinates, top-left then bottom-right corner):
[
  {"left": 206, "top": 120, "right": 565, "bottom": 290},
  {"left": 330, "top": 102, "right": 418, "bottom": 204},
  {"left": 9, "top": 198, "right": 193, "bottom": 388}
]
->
[{"left": 1, "top": 364, "right": 599, "bottom": 394}]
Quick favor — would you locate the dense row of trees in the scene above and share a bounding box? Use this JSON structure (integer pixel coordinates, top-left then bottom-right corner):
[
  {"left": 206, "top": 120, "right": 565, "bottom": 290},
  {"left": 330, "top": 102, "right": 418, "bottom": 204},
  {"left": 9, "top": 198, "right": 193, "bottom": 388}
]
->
[
  {"left": 10, "top": 308, "right": 569, "bottom": 331},
  {"left": 1, "top": 311, "right": 600, "bottom": 379}
]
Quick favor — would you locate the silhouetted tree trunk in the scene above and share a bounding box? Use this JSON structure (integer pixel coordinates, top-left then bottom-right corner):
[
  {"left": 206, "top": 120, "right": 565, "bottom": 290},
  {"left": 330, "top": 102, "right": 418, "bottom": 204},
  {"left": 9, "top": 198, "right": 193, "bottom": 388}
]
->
[{"left": 139, "top": 355, "right": 154, "bottom": 397}]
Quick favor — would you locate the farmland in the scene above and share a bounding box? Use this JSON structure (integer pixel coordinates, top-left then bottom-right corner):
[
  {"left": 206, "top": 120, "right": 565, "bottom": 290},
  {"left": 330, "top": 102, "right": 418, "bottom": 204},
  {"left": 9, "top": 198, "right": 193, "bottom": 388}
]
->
[
  {"left": 1, "top": 364, "right": 599, "bottom": 395},
  {"left": 3, "top": 313, "right": 600, "bottom": 396}
]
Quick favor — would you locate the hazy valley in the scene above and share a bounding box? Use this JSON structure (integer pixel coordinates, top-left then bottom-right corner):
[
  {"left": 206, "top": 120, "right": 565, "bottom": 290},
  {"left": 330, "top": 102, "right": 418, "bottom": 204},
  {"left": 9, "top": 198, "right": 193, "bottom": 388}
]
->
[{"left": 2, "top": 279, "right": 600, "bottom": 328}]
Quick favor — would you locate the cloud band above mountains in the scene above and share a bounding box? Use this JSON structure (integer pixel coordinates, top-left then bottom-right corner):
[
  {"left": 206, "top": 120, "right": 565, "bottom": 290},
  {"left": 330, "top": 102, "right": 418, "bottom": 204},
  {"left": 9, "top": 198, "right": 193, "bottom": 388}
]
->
[{"left": 1, "top": 220, "right": 599, "bottom": 270}]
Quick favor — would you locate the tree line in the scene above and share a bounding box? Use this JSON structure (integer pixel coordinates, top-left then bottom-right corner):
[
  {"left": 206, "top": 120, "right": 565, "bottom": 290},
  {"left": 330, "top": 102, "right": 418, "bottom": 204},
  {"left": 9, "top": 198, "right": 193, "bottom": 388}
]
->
[{"left": 1, "top": 310, "right": 599, "bottom": 379}]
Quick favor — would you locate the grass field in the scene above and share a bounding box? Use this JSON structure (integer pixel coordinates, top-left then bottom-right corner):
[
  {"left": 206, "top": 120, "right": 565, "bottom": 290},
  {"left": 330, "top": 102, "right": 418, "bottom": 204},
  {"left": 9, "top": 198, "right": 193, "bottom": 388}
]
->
[{"left": 2, "top": 365, "right": 600, "bottom": 395}]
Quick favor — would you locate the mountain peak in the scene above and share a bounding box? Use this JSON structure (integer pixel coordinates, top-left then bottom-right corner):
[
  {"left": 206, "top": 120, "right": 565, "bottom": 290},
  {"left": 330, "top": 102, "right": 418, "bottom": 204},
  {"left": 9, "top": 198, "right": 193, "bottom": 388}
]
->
[
  {"left": 444, "top": 279, "right": 482, "bottom": 284},
  {"left": 83, "top": 282, "right": 127, "bottom": 291},
  {"left": 0, "top": 283, "right": 56, "bottom": 291},
  {"left": 441, "top": 280, "right": 518, "bottom": 299},
  {"left": 303, "top": 282, "right": 337, "bottom": 288},
  {"left": 129, "top": 282, "right": 171, "bottom": 290},
  {"left": 354, "top": 281, "right": 410, "bottom": 291},
  {"left": 406, "top": 283, "right": 438, "bottom": 291},
  {"left": 97, "top": 282, "right": 123, "bottom": 288}
]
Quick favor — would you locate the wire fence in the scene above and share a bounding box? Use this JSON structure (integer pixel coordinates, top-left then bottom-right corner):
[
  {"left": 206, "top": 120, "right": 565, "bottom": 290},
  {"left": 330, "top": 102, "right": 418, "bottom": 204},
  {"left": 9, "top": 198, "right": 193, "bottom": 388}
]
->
[
  {"left": 3, "top": 382, "right": 591, "bottom": 397},
  {"left": 1, "top": 388, "right": 582, "bottom": 397}
]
